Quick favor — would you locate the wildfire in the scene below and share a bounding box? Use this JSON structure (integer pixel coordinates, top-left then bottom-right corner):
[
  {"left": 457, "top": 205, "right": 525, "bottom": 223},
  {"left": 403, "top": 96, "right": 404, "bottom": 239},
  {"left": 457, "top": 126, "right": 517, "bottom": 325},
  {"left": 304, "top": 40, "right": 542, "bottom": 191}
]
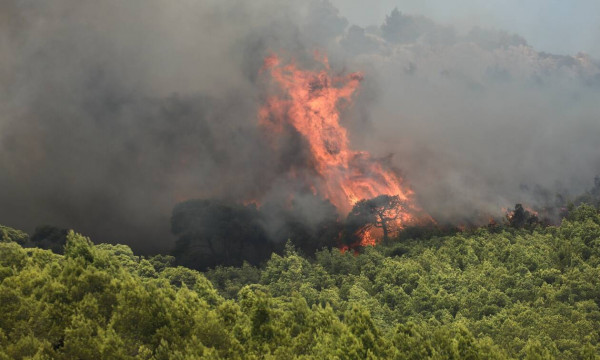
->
[{"left": 259, "top": 53, "right": 421, "bottom": 246}]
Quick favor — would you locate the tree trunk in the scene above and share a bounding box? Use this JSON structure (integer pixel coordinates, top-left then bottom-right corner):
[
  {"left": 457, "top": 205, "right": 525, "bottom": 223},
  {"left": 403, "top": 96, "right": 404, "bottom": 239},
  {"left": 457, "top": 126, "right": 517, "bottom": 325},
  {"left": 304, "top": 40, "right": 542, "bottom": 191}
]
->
[{"left": 381, "top": 220, "right": 389, "bottom": 245}]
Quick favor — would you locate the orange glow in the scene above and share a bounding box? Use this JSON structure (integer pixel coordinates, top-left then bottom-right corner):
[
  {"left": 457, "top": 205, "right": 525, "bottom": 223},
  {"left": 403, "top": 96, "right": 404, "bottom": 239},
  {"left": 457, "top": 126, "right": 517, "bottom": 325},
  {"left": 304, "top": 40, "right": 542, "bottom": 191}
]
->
[
  {"left": 525, "top": 206, "right": 539, "bottom": 217},
  {"left": 505, "top": 205, "right": 539, "bottom": 220},
  {"left": 260, "top": 53, "right": 421, "bottom": 247}
]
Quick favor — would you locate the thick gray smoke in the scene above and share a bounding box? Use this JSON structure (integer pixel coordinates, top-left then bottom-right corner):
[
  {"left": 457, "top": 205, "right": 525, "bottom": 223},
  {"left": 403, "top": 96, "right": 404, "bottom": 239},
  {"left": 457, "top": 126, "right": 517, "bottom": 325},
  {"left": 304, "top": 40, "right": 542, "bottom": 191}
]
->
[
  {"left": 335, "top": 10, "right": 600, "bottom": 223},
  {"left": 1, "top": 1, "right": 599, "bottom": 252}
]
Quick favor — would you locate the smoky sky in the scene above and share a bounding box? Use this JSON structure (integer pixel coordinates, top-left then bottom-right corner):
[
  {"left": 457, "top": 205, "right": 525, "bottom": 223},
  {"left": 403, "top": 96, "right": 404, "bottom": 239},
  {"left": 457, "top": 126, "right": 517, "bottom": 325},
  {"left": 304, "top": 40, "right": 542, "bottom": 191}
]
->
[
  {"left": 330, "top": 0, "right": 600, "bottom": 59},
  {"left": 1, "top": 0, "right": 599, "bottom": 253}
]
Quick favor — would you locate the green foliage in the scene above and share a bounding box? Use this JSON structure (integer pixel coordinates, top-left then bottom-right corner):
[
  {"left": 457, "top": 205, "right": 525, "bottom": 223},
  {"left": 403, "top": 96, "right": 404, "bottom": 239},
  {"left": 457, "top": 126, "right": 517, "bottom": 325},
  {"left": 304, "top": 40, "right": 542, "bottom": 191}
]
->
[
  {"left": 205, "top": 205, "right": 600, "bottom": 359},
  {"left": 1, "top": 206, "right": 600, "bottom": 358},
  {"left": 0, "top": 225, "right": 28, "bottom": 245}
]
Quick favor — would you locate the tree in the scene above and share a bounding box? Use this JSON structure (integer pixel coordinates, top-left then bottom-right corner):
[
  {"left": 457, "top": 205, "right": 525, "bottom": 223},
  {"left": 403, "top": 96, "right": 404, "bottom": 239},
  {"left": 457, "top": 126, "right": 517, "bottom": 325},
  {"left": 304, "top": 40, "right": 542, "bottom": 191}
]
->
[
  {"left": 171, "top": 199, "right": 272, "bottom": 270},
  {"left": 29, "top": 225, "right": 69, "bottom": 254},
  {"left": 0, "top": 225, "right": 28, "bottom": 245},
  {"left": 507, "top": 204, "right": 540, "bottom": 229},
  {"left": 344, "top": 195, "right": 407, "bottom": 245},
  {"left": 259, "top": 195, "right": 341, "bottom": 256},
  {"left": 381, "top": 8, "right": 436, "bottom": 44}
]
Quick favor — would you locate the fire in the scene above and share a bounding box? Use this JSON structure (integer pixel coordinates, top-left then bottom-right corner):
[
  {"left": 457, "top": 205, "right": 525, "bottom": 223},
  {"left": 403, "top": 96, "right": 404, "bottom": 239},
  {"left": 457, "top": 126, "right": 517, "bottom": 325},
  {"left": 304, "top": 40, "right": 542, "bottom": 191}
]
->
[{"left": 259, "top": 53, "right": 421, "bottom": 246}]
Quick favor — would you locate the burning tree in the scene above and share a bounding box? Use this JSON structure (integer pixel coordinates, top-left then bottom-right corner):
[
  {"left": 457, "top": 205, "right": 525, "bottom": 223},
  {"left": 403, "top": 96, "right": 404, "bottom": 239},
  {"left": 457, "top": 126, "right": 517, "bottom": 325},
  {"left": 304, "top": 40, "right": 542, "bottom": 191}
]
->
[
  {"left": 260, "top": 54, "right": 422, "bottom": 247},
  {"left": 344, "top": 194, "right": 408, "bottom": 246},
  {"left": 507, "top": 203, "right": 541, "bottom": 229}
]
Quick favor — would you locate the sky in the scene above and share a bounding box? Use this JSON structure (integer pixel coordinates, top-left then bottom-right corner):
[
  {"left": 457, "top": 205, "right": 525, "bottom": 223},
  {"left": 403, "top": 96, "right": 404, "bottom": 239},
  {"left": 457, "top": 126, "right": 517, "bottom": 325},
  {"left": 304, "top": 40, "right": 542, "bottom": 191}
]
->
[{"left": 330, "top": 0, "right": 600, "bottom": 58}]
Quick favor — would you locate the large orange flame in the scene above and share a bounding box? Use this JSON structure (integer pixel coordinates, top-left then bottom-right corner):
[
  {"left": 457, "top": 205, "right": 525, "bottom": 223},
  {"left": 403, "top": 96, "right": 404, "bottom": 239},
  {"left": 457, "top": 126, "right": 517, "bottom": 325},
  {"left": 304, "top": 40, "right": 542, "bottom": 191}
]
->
[{"left": 260, "top": 53, "right": 420, "bottom": 246}]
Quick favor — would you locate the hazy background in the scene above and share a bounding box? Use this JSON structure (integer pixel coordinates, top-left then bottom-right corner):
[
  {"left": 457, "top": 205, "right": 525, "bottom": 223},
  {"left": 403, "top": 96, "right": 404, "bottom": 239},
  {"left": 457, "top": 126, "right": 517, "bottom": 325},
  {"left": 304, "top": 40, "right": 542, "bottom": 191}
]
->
[
  {"left": 1, "top": 0, "right": 599, "bottom": 253},
  {"left": 331, "top": 0, "right": 600, "bottom": 58}
]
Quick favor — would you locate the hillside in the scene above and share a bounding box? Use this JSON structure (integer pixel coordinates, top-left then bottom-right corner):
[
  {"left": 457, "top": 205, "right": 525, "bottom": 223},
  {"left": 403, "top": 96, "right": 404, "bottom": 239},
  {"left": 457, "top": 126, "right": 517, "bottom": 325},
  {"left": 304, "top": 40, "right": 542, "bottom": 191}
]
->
[{"left": 1, "top": 205, "right": 599, "bottom": 359}]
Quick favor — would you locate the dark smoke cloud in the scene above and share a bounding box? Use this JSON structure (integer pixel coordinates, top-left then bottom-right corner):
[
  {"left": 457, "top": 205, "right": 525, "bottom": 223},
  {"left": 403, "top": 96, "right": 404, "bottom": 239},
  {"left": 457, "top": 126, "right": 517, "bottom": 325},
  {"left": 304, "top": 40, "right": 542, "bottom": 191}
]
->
[
  {"left": 0, "top": 0, "right": 296, "bottom": 252},
  {"left": 1, "top": 1, "right": 599, "bottom": 253}
]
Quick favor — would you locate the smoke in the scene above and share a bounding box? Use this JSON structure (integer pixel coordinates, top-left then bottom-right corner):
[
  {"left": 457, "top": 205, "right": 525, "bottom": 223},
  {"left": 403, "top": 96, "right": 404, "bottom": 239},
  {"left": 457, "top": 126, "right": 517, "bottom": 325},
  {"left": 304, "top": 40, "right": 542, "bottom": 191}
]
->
[
  {"left": 332, "top": 13, "right": 600, "bottom": 224},
  {"left": 1, "top": 1, "right": 599, "bottom": 253}
]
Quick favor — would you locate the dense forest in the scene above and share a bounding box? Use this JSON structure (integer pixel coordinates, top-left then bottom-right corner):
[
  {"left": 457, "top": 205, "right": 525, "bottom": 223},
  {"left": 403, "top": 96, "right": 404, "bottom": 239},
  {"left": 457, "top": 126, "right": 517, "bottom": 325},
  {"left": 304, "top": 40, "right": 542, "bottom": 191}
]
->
[
  {"left": 3, "top": 1, "right": 600, "bottom": 359},
  {"left": 1, "top": 204, "right": 599, "bottom": 359}
]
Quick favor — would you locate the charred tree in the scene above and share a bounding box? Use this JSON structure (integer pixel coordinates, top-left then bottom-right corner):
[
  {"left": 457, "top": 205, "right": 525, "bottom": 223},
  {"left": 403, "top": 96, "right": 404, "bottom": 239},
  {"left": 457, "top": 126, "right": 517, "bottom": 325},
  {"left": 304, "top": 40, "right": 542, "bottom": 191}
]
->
[{"left": 344, "top": 194, "right": 407, "bottom": 245}]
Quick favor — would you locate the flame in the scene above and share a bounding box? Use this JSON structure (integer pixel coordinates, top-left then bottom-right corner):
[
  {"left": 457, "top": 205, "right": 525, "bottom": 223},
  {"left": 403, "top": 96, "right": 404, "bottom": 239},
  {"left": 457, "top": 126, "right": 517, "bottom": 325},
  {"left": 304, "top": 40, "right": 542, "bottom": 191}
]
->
[
  {"left": 505, "top": 205, "right": 539, "bottom": 220},
  {"left": 525, "top": 206, "right": 539, "bottom": 217},
  {"left": 259, "top": 53, "right": 421, "bottom": 246}
]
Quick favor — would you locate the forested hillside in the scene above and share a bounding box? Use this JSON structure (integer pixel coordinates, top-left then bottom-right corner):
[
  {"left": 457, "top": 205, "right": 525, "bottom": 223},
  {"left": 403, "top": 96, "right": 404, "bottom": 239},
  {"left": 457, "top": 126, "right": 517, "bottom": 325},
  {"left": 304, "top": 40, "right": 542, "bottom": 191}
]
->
[{"left": 1, "top": 205, "right": 599, "bottom": 359}]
